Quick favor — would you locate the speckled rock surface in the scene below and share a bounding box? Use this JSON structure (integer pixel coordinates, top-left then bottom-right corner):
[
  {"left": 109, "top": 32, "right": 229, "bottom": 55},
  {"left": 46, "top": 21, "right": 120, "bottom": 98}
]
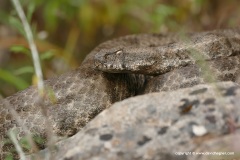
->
[
  {"left": 29, "top": 81, "right": 240, "bottom": 160},
  {"left": 195, "top": 133, "right": 240, "bottom": 160}
]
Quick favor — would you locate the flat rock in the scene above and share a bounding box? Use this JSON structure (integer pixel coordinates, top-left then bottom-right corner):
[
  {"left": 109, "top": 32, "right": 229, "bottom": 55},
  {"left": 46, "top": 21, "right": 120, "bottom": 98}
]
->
[{"left": 29, "top": 81, "right": 240, "bottom": 160}]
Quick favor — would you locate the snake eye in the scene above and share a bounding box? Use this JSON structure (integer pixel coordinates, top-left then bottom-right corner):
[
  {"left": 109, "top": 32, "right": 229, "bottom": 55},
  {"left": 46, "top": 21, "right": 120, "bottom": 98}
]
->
[{"left": 116, "top": 50, "right": 123, "bottom": 55}]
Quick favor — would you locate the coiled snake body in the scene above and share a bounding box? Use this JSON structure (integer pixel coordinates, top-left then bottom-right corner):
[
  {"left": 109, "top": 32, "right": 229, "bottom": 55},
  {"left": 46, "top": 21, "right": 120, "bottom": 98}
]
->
[{"left": 1, "top": 28, "right": 240, "bottom": 159}]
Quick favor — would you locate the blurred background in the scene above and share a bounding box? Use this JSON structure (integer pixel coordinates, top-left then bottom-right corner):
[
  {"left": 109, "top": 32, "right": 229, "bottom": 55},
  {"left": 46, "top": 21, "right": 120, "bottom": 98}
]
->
[{"left": 0, "top": 0, "right": 240, "bottom": 97}]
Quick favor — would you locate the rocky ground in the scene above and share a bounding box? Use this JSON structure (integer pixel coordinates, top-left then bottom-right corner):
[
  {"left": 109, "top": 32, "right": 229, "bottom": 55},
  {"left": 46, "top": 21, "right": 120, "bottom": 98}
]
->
[{"left": 28, "top": 81, "right": 240, "bottom": 160}]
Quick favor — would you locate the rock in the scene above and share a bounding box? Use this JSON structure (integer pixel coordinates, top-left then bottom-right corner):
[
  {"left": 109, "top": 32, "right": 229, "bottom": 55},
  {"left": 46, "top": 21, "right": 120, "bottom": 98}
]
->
[
  {"left": 195, "top": 133, "right": 240, "bottom": 160},
  {"left": 28, "top": 81, "right": 240, "bottom": 160}
]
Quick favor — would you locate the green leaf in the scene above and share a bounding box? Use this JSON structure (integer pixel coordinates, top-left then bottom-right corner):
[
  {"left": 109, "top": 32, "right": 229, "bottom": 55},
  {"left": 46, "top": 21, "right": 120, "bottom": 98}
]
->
[
  {"left": 10, "top": 45, "right": 31, "bottom": 56},
  {"left": 31, "top": 22, "right": 38, "bottom": 38},
  {"left": 19, "top": 137, "right": 31, "bottom": 150},
  {"left": 0, "top": 69, "right": 29, "bottom": 90},
  {"left": 14, "top": 66, "right": 34, "bottom": 75},
  {"left": 27, "top": 2, "right": 36, "bottom": 21},
  {"left": 40, "top": 51, "right": 55, "bottom": 60},
  {"left": 8, "top": 16, "right": 25, "bottom": 37}
]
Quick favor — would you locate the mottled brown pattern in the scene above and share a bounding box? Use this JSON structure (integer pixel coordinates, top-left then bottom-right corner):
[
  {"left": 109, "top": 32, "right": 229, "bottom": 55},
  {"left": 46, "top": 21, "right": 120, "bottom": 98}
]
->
[
  {"left": 95, "top": 28, "right": 240, "bottom": 75},
  {"left": 95, "top": 28, "right": 240, "bottom": 93},
  {"left": 29, "top": 82, "right": 240, "bottom": 160},
  {"left": 143, "top": 56, "right": 240, "bottom": 93},
  {"left": 1, "top": 28, "right": 240, "bottom": 159},
  {"left": 0, "top": 36, "right": 152, "bottom": 159}
]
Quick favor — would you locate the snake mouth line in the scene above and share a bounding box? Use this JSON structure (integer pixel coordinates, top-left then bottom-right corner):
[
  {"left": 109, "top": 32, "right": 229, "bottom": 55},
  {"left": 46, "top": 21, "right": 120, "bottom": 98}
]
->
[{"left": 94, "top": 59, "right": 158, "bottom": 74}]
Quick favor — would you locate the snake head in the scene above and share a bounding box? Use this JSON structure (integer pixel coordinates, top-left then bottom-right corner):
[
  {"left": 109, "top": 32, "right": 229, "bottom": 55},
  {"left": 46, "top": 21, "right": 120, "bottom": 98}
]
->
[{"left": 94, "top": 47, "right": 158, "bottom": 74}]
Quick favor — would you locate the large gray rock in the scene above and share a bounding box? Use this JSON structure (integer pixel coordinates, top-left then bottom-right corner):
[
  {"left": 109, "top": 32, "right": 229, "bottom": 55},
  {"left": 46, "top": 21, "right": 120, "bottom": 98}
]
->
[
  {"left": 195, "top": 133, "right": 240, "bottom": 160},
  {"left": 29, "top": 82, "right": 240, "bottom": 160}
]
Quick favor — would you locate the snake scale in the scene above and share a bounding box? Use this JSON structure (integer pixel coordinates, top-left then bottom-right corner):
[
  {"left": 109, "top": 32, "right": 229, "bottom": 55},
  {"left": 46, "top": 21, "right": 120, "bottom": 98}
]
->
[{"left": 1, "top": 28, "right": 240, "bottom": 159}]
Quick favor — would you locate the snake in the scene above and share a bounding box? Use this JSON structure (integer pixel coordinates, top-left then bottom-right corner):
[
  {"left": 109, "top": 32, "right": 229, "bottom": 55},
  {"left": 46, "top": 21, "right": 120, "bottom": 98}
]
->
[{"left": 1, "top": 28, "right": 240, "bottom": 159}]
